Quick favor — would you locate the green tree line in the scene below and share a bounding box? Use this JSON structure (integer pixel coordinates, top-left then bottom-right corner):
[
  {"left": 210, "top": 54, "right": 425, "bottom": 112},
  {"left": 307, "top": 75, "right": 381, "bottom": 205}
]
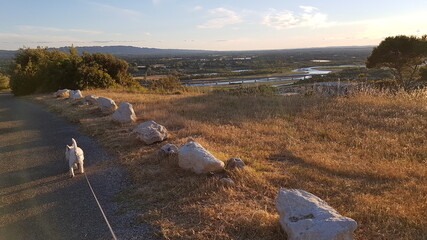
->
[{"left": 9, "top": 47, "right": 137, "bottom": 95}]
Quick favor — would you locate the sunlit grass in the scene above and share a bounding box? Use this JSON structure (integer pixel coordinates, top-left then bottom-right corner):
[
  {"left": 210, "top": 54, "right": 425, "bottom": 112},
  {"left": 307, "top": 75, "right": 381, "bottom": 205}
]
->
[{"left": 28, "top": 88, "right": 427, "bottom": 240}]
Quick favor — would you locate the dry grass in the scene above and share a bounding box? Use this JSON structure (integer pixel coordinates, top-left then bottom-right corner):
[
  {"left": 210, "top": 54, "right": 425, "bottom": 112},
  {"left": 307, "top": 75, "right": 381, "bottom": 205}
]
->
[{"left": 28, "top": 88, "right": 427, "bottom": 240}]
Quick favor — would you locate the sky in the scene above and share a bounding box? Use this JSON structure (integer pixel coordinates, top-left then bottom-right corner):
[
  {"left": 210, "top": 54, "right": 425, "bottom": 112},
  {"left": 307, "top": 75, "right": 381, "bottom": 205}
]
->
[{"left": 0, "top": 0, "right": 426, "bottom": 51}]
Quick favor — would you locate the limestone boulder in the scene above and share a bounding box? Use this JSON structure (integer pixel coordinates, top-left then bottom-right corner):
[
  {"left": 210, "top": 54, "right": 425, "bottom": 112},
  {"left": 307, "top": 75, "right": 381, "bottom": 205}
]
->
[
  {"left": 132, "top": 121, "right": 168, "bottom": 144},
  {"left": 97, "top": 97, "right": 117, "bottom": 114},
  {"left": 84, "top": 95, "right": 99, "bottom": 105},
  {"left": 276, "top": 189, "right": 357, "bottom": 240},
  {"left": 112, "top": 102, "right": 137, "bottom": 123},
  {"left": 178, "top": 141, "right": 225, "bottom": 174},
  {"left": 69, "top": 90, "right": 83, "bottom": 99},
  {"left": 225, "top": 158, "right": 245, "bottom": 170},
  {"left": 159, "top": 143, "right": 179, "bottom": 157},
  {"left": 54, "top": 89, "right": 69, "bottom": 98}
]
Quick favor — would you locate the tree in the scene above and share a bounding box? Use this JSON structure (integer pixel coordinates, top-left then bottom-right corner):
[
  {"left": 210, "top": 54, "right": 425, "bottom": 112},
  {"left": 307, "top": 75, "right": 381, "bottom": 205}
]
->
[{"left": 366, "top": 35, "right": 427, "bottom": 89}]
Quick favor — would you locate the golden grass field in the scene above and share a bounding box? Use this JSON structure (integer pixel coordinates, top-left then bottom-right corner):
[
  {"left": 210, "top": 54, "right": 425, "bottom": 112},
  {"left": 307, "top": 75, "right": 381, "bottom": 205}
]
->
[{"left": 28, "top": 87, "right": 427, "bottom": 240}]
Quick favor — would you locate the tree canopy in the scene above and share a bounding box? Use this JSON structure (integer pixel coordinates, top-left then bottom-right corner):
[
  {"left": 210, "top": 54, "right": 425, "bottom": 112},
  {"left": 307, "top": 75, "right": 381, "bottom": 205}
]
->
[
  {"left": 366, "top": 35, "right": 427, "bottom": 89},
  {"left": 9, "top": 47, "right": 137, "bottom": 96}
]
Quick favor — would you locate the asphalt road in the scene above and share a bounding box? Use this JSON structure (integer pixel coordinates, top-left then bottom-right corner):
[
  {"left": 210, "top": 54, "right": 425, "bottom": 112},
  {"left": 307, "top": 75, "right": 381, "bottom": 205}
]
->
[{"left": 0, "top": 93, "right": 153, "bottom": 240}]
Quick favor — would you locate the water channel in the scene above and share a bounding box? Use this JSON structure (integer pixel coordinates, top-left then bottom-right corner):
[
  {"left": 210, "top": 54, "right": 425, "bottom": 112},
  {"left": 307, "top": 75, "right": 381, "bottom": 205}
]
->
[{"left": 182, "top": 65, "right": 365, "bottom": 87}]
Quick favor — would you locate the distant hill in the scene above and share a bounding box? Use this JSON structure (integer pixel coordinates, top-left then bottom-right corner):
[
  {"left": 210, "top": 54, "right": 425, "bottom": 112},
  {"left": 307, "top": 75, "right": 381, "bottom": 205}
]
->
[
  {"left": 57, "top": 46, "right": 214, "bottom": 56},
  {"left": 0, "top": 50, "right": 17, "bottom": 59},
  {"left": 0, "top": 45, "right": 374, "bottom": 59}
]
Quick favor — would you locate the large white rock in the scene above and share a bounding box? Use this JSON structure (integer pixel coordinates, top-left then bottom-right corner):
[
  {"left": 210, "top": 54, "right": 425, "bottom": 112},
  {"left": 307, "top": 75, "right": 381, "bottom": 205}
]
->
[
  {"left": 276, "top": 189, "right": 357, "bottom": 240},
  {"left": 178, "top": 141, "right": 225, "bottom": 174},
  {"left": 54, "top": 89, "right": 69, "bottom": 98},
  {"left": 132, "top": 121, "right": 168, "bottom": 144},
  {"left": 69, "top": 90, "right": 83, "bottom": 99},
  {"left": 112, "top": 102, "right": 137, "bottom": 123},
  {"left": 97, "top": 97, "right": 118, "bottom": 114},
  {"left": 84, "top": 95, "right": 99, "bottom": 105}
]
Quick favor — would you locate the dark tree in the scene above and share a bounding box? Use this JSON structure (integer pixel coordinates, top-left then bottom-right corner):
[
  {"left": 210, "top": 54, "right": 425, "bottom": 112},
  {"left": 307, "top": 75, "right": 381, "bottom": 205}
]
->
[{"left": 366, "top": 35, "right": 427, "bottom": 89}]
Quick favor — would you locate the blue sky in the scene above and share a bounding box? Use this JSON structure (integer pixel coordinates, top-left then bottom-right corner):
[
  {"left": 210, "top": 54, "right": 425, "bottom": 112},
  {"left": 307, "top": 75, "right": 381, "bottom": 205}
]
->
[{"left": 0, "top": 0, "right": 426, "bottom": 50}]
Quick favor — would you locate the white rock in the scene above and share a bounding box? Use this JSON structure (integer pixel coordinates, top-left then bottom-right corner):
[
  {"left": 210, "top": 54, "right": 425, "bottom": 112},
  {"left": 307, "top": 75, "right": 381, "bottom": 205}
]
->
[
  {"left": 178, "top": 141, "right": 225, "bottom": 174},
  {"left": 132, "top": 121, "right": 168, "bottom": 144},
  {"left": 112, "top": 102, "right": 137, "bottom": 123},
  {"left": 97, "top": 97, "right": 118, "bottom": 114},
  {"left": 54, "top": 89, "right": 69, "bottom": 98},
  {"left": 159, "top": 143, "right": 179, "bottom": 157},
  {"left": 225, "top": 158, "right": 245, "bottom": 170},
  {"left": 69, "top": 90, "right": 83, "bottom": 99},
  {"left": 219, "top": 177, "right": 235, "bottom": 187},
  {"left": 276, "top": 189, "right": 357, "bottom": 240},
  {"left": 84, "top": 95, "right": 99, "bottom": 105}
]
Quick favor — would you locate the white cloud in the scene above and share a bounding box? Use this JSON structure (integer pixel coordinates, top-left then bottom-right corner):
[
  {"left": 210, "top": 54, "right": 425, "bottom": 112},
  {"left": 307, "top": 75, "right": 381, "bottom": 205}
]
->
[
  {"left": 198, "top": 8, "right": 242, "bottom": 29},
  {"left": 300, "top": 6, "right": 318, "bottom": 13},
  {"left": 262, "top": 6, "right": 330, "bottom": 30},
  {"left": 152, "top": 0, "right": 160, "bottom": 5},
  {"left": 191, "top": 5, "right": 203, "bottom": 12}
]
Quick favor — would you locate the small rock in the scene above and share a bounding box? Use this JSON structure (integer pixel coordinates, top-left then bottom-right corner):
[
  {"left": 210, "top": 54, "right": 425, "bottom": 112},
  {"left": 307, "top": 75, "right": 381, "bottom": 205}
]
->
[
  {"left": 69, "top": 90, "right": 83, "bottom": 99},
  {"left": 276, "top": 189, "right": 357, "bottom": 240},
  {"left": 178, "top": 141, "right": 225, "bottom": 174},
  {"left": 159, "top": 143, "right": 179, "bottom": 157},
  {"left": 97, "top": 97, "right": 118, "bottom": 114},
  {"left": 219, "top": 178, "right": 235, "bottom": 187},
  {"left": 132, "top": 121, "right": 168, "bottom": 144},
  {"left": 84, "top": 95, "right": 99, "bottom": 105},
  {"left": 112, "top": 102, "right": 137, "bottom": 123},
  {"left": 54, "top": 89, "right": 69, "bottom": 98},
  {"left": 225, "top": 158, "right": 245, "bottom": 170}
]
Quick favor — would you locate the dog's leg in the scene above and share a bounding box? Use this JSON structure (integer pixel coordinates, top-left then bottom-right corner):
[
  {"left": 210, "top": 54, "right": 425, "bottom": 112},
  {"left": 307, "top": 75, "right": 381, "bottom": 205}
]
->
[
  {"left": 79, "top": 160, "right": 84, "bottom": 174},
  {"left": 69, "top": 166, "right": 75, "bottom": 178}
]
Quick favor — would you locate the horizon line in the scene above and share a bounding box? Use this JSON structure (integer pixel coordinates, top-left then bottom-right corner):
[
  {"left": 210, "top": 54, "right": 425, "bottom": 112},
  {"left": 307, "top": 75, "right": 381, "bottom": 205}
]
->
[{"left": 0, "top": 44, "right": 375, "bottom": 52}]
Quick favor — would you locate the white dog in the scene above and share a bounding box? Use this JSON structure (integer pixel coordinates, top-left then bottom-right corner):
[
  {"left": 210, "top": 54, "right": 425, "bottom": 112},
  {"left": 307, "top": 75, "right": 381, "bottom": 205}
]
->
[{"left": 65, "top": 138, "right": 85, "bottom": 177}]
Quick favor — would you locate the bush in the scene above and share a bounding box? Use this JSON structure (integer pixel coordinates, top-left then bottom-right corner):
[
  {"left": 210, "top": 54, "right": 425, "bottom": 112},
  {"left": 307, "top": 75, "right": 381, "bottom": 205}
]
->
[
  {"left": 368, "top": 79, "right": 399, "bottom": 91},
  {"left": 8, "top": 47, "right": 138, "bottom": 95},
  {"left": 0, "top": 73, "right": 9, "bottom": 89},
  {"left": 149, "top": 75, "right": 183, "bottom": 91},
  {"left": 216, "top": 84, "right": 278, "bottom": 96}
]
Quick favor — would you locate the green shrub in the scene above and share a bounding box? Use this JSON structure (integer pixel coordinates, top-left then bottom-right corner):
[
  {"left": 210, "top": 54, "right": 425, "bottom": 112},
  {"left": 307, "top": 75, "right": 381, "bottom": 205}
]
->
[
  {"left": 368, "top": 79, "right": 399, "bottom": 91},
  {"left": 216, "top": 84, "right": 278, "bottom": 96},
  {"left": 9, "top": 47, "right": 138, "bottom": 96},
  {"left": 0, "top": 73, "right": 10, "bottom": 90},
  {"left": 149, "top": 75, "right": 183, "bottom": 92}
]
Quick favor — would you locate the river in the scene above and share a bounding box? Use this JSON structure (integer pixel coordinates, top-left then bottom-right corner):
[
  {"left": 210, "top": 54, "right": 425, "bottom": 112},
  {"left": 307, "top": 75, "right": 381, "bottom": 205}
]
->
[{"left": 182, "top": 65, "right": 365, "bottom": 87}]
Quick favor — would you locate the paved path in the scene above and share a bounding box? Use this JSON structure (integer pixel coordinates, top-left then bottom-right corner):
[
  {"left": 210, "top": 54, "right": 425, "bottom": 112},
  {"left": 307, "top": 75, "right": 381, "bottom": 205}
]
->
[{"left": 0, "top": 93, "right": 152, "bottom": 240}]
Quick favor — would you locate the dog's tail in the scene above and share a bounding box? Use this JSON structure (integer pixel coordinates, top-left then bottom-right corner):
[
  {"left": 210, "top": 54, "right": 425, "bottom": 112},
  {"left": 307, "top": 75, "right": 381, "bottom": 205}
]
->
[{"left": 71, "top": 138, "right": 78, "bottom": 149}]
